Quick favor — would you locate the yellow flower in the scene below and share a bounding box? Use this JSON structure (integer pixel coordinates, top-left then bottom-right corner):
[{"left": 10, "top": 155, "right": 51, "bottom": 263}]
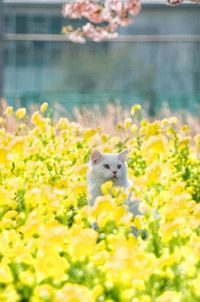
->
[
  {"left": 32, "top": 284, "right": 55, "bottom": 301},
  {"left": 72, "top": 181, "right": 86, "bottom": 196},
  {"left": 116, "top": 122, "right": 123, "bottom": 131},
  {"left": 146, "top": 121, "right": 161, "bottom": 137},
  {"left": 0, "top": 104, "right": 199, "bottom": 300},
  {"left": 191, "top": 276, "right": 200, "bottom": 296},
  {"left": 67, "top": 227, "right": 98, "bottom": 260},
  {"left": 181, "top": 124, "right": 190, "bottom": 133},
  {"left": 5, "top": 106, "right": 13, "bottom": 115},
  {"left": 124, "top": 118, "right": 132, "bottom": 129},
  {"left": 179, "top": 136, "right": 190, "bottom": 149},
  {"left": 83, "top": 128, "right": 97, "bottom": 139},
  {"left": 161, "top": 118, "right": 169, "bottom": 126},
  {"left": 34, "top": 250, "right": 69, "bottom": 281},
  {"left": 31, "top": 111, "right": 45, "bottom": 127},
  {"left": 90, "top": 195, "right": 112, "bottom": 214},
  {"left": 146, "top": 161, "right": 162, "bottom": 183},
  {"left": 115, "top": 190, "right": 128, "bottom": 205},
  {"left": 0, "top": 147, "right": 9, "bottom": 165},
  {"left": 0, "top": 285, "right": 20, "bottom": 302},
  {"left": 140, "top": 119, "right": 148, "bottom": 127},
  {"left": 103, "top": 146, "right": 112, "bottom": 153},
  {"left": 10, "top": 138, "right": 24, "bottom": 156},
  {"left": 0, "top": 262, "right": 13, "bottom": 283},
  {"left": 55, "top": 284, "right": 94, "bottom": 302},
  {"left": 78, "top": 164, "right": 87, "bottom": 175},
  {"left": 24, "top": 187, "right": 52, "bottom": 212},
  {"left": 194, "top": 134, "right": 200, "bottom": 150},
  {"left": 19, "top": 270, "right": 35, "bottom": 286},
  {"left": 16, "top": 107, "right": 26, "bottom": 119},
  {"left": 131, "top": 104, "right": 142, "bottom": 114},
  {"left": 101, "top": 181, "right": 113, "bottom": 195},
  {"left": 134, "top": 215, "right": 144, "bottom": 229},
  {"left": 92, "top": 285, "right": 104, "bottom": 300},
  {"left": 101, "top": 133, "right": 109, "bottom": 142},
  {"left": 40, "top": 102, "right": 48, "bottom": 113},
  {"left": 168, "top": 116, "right": 178, "bottom": 124},
  {"left": 56, "top": 117, "right": 69, "bottom": 129},
  {"left": 141, "top": 135, "right": 167, "bottom": 163},
  {"left": 131, "top": 124, "right": 138, "bottom": 133},
  {"left": 157, "top": 291, "right": 181, "bottom": 302},
  {"left": 120, "top": 289, "right": 135, "bottom": 301}
]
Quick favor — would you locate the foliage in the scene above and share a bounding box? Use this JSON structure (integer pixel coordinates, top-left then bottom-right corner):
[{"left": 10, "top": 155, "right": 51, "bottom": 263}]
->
[{"left": 0, "top": 103, "right": 200, "bottom": 301}]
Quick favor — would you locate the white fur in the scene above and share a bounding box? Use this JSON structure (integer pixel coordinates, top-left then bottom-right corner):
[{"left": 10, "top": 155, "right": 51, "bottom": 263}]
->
[
  {"left": 87, "top": 151, "right": 129, "bottom": 207},
  {"left": 87, "top": 150, "right": 142, "bottom": 216}
]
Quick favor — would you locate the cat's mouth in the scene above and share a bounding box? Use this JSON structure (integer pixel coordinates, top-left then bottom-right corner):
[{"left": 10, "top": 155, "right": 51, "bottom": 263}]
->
[{"left": 112, "top": 175, "right": 118, "bottom": 179}]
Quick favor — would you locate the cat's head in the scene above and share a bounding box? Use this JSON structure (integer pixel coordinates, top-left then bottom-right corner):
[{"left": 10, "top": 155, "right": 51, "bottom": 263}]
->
[{"left": 90, "top": 149, "right": 128, "bottom": 181}]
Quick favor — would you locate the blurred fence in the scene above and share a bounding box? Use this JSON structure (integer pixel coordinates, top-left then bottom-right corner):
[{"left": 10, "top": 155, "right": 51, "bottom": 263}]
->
[{"left": 2, "top": 1, "right": 200, "bottom": 114}]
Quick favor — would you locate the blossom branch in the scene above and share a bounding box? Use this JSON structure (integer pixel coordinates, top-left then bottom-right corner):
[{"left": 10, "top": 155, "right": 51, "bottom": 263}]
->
[{"left": 62, "top": 0, "right": 200, "bottom": 43}]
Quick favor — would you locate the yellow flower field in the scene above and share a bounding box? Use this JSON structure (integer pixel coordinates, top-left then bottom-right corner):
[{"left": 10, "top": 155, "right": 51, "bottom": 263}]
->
[{"left": 0, "top": 104, "right": 200, "bottom": 302}]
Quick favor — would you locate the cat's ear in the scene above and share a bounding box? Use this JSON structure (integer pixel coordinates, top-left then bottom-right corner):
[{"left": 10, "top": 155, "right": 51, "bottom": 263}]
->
[
  {"left": 118, "top": 150, "right": 128, "bottom": 162},
  {"left": 91, "top": 150, "right": 103, "bottom": 164}
]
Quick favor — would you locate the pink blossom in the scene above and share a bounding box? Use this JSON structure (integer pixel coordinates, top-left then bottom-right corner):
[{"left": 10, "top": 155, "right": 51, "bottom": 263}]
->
[
  {"left": 62, "top": 0, "right": 196, "bottom": 43},
  {"left": 62, "top": 2, "right": 87, "bottom": 19},
  {"left": 127, "top": 0, "right": 141, "bottom": 15},
  {"left": 167, "top": 0, "right": 184, "bottom": 5},
  {"left": 68, "top": 31, "right": 86, "bottom": 43},
  {"left": 83, "top": 3, "right": 105, "bottom": 23},
  {"left": 62, "top": 0, "right": 141, "bottom": 42},
  {"left": 83, "top": 23, "right": 118, "bottom": 42}
]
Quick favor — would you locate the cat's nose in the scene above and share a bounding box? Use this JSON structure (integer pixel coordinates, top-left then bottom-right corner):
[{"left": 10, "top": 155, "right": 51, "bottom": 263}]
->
[{"left": 113, "top": 171, "right": 117, "bottom": 174}]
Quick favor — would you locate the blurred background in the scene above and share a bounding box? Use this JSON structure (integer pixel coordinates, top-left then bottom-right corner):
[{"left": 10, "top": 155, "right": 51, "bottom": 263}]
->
[{"left": 0, "top": 0, "right": 200, "bottom": 117}]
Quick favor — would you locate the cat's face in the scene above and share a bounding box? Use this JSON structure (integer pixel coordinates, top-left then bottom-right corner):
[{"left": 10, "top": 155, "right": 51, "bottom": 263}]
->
[{"left": 90, "top": 150, "right": 128, "bottom": 181}]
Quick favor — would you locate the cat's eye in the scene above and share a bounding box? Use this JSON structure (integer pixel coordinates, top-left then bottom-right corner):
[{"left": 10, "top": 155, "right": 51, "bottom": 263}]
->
[
  {"left": 103, "top": 164, "right": 110, "bottom": 169},
  {"left": 117, "top": 164, "right": 122, "bottom": 169}
]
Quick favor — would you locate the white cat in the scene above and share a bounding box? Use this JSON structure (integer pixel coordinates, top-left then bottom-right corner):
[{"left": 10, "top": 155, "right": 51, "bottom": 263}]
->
[{"left": 87, "top": 149, "right": 141, "bottom": 215}]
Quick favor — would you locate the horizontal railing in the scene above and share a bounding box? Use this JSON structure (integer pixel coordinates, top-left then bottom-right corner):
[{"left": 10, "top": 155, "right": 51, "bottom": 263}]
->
[{"left": 5, "top": 33, "right": 200, "bottom": 42}]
